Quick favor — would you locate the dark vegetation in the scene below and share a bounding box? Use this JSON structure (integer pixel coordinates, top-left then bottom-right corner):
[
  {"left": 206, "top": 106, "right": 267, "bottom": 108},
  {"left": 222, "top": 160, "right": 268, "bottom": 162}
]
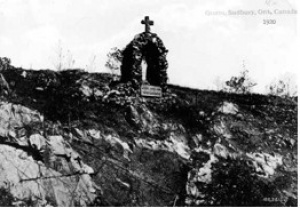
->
[{"left": 0, "top": 187, "right": 14, "bottom": 207}]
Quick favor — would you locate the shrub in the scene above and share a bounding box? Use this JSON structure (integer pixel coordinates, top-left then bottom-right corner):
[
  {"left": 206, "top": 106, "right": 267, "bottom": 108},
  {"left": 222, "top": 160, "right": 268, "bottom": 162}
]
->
[
  {"left": 0, "top": 57, "right": 11, "bottom": 70},
  {"left": 267, "top": 72, "right": 297, "bottom": 98},
  {"left": 225, "top": 61, "right": 257, "bottom": 94},
  {"left": 105, "top": 47, "right": 123, "bottom": 77},
  {"left": 51, "top": 40, "right": 75, "bottom": 71},
  {"left": 196, "top": 158, "right": 279, "bottom": 206}
]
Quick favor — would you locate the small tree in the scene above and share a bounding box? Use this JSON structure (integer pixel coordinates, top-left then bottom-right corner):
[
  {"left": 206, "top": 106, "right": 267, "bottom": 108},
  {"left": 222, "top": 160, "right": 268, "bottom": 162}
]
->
[
  {"left": 65, "top": 50, "right": 75, "bottom": 69},
  {"left": 214, "top": 76, "right": 226, "bottom": 91},
  {"left": 225, "top": 61, "right": 257, "bottom": 94},
  {"left": 85, "top": 55, "right": 97, "bottom": 73},
  {"left": 52, "top": 40, "right": 64, "bottom": 71},
  {"left": 267, "top": 72, "right": 297, "bottom": 98},
  {"left": 0, "top": 57, "right": 11, "bottom": 70},
  {"left": 51, "top": 40, "right": 75, "bottom": 71},
  {"left": 105, "top": 47, "right": 123, "bottom": 78}
]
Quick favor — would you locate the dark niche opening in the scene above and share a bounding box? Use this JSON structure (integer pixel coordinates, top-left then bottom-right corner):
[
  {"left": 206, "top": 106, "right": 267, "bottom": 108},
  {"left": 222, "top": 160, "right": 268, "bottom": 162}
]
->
[{"left": 120, "top": 32, "right": 168, "bottom": 91}]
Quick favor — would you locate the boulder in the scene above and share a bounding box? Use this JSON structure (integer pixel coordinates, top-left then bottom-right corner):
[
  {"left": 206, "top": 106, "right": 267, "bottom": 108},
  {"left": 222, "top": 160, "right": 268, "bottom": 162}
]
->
[
  {"left": 213, "top": 143, "right": 229, "bottom": 159},
  {"left": 29, "top": 134, "right": 46, "bottom": 151},
  {"left": 71, "top": 128, "right": 92, "bottom": 144},
  {"left": 212, "top": 119, "right": 232, "bottom": 139},
  {"left": 93, "top": 88, "right": 104, "bottom": 98},
  {"left": 0, "top": 73, "right": 10, "bottom": 94},
  {"left": 80, "top": 84, "right": 93, "bottom": 97}
]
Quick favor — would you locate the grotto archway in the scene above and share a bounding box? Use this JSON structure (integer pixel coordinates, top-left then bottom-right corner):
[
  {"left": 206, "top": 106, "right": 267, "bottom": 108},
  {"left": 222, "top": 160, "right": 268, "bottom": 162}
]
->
[{"left": 120, "top": 32, "right": 168, "bottom": 92}]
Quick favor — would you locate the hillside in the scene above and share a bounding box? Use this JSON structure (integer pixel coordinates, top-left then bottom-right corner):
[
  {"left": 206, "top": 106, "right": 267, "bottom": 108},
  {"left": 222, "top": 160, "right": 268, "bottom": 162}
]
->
[{"left": 0, "top": 65, "right": 297, "bottom": 206}]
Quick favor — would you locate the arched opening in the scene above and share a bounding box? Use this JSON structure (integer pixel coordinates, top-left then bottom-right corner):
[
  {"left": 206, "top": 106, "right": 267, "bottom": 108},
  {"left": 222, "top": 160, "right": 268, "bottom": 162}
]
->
[{"left": 120, "top": 32, "right": 168, "bottom": 91}]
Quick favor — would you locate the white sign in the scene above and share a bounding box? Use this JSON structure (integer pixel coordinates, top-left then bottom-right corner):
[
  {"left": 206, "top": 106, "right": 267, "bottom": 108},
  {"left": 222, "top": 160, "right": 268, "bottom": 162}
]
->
[{"left": 141, "top": 85, "right": 162, "bottom": 97}]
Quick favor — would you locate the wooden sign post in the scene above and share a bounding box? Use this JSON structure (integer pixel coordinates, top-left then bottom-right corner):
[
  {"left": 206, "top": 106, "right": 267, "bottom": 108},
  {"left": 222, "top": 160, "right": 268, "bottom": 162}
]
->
[{"left": 141, "top": 84, "right": 162, "bottom": 97}]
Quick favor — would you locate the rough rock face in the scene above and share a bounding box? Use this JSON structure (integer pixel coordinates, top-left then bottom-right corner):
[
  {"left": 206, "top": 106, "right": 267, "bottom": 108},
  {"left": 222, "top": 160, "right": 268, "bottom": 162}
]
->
[
  {"left": 0, "top": 145, "right": 94, "bottom": 206},
  {"left": 0, "top": 102, "right": 96, "bottom": 206},
  {"left": 0, "top": 64, "right": 297, "bottom": 206},
  {"left": 185, "top": 101, "right": 297, "bottom": 206}
]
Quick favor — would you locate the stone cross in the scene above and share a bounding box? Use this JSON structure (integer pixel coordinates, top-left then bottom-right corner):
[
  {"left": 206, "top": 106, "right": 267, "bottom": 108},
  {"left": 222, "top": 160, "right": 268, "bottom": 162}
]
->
[{"left": 141, "top": 16, "right": 154, "bottom": 33}]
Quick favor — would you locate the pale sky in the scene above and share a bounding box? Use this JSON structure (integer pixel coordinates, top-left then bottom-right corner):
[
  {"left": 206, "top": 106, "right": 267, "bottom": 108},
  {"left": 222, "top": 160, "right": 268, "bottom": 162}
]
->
[{"left": 0, "top": 0, "right": 298, "bottom": 93}]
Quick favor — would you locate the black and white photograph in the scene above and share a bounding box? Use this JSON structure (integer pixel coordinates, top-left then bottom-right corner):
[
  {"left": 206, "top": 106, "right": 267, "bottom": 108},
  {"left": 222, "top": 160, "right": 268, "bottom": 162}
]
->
[{"left": 0, "top": 0, "right": 298, "bottom": 206}]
